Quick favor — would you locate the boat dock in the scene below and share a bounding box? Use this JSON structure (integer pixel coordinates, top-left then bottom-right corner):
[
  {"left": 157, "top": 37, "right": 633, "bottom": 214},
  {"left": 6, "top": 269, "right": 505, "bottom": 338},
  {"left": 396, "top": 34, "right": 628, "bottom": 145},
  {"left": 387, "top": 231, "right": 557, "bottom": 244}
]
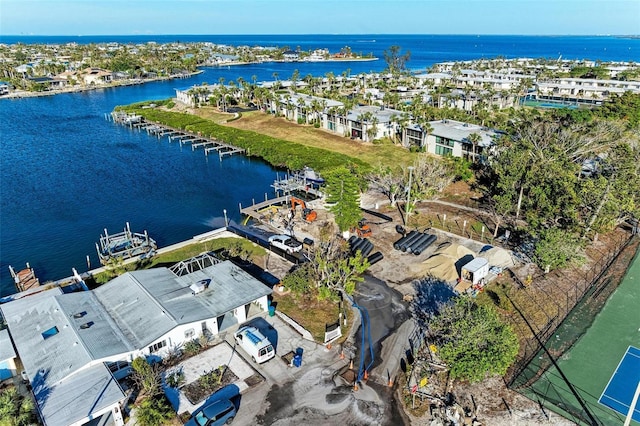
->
[
  {"left": 8, "top": 263, "right": 40, "bottom": 292},
  {"left": 96, "top": 222, "right": 157, "bottom": 265},
  {"left": 109, "top": 112, "right": 246, "bottom": 159},
  {"left": 272, "top": 173, "right": 323, "bottom": 198},
  {"left": 240, "top": 195, "right": 291, "bottom": 222}
]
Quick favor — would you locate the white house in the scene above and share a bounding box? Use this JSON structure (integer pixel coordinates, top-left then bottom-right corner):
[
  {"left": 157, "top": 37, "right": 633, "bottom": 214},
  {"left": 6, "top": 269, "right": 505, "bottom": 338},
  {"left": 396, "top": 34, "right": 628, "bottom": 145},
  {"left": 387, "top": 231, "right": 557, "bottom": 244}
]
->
[
  {"left": 406, "top": 119, "right": 499, "bottom": 161},
  {"left": 340, "top": 105, "right": 403, "bottom": 142},
  {"left": 0, "top": 254, "right": 271, "bottom": 426},
  {"left": 82, "top": 67, "right": 113, "bottom": 85},
  {"left": 267, "top": 92, "right": 342, "bottom": 124}
]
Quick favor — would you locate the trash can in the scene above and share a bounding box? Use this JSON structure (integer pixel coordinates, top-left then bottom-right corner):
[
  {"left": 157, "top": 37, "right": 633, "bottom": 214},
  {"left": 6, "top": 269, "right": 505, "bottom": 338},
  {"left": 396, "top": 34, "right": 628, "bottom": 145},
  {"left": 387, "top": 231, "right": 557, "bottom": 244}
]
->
[
  {"left": 292, "top": 354, "right": 302, "bottom": 368},
  {"left": 268, "top": 305, "right": 275, "bottom": 317}
]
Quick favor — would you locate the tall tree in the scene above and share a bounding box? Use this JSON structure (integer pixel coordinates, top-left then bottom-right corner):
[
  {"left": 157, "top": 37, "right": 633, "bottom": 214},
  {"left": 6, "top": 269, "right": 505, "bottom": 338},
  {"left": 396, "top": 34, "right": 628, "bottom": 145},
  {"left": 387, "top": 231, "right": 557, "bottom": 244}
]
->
[
  {"left": 366, "top": 165, "right": 405, "bottom": 207},
  {"left": 383, "top": 45, "right": 411, "bottom": 75},
  {"left": 325, "top": 166, "right": 362, "bottom": 233},
  {"left": 467, "top": 132, "right": 482, "bottom": 163}
]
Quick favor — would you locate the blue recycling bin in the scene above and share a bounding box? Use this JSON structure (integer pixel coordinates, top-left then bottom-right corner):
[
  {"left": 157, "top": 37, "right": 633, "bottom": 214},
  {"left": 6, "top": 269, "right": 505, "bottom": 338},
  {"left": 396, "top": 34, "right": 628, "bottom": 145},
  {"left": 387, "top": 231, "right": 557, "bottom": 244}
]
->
[
  {"left": 292, "top": 354, "right": 302, "bottom": 368},
  {"left": 268, "top": 305, "right": 275, "bottom": 317}
]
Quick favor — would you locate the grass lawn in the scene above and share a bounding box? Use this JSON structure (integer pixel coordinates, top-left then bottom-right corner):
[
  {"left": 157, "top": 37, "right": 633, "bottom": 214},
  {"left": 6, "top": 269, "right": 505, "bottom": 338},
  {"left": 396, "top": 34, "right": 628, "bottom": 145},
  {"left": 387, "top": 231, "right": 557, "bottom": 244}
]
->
[
  {"left": 188, "top": 107, "right": 235, "bottom": 124},
  {"left": 272, "top": 290, "right": 344, "bottom": 342},
  {"left": 203, "top": 109, "right": 418, "bottom": 170}
]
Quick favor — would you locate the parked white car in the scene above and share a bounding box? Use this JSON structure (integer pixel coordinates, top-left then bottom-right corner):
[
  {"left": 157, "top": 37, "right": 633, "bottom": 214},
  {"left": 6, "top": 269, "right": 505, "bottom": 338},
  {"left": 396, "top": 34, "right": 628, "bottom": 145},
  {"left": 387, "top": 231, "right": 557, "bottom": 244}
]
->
[
  {"left": 234, "top": 326, "right": 275, "bottom": 364},
  {"left": 268, "top": 234, "right": 303, "bottom": 254}
]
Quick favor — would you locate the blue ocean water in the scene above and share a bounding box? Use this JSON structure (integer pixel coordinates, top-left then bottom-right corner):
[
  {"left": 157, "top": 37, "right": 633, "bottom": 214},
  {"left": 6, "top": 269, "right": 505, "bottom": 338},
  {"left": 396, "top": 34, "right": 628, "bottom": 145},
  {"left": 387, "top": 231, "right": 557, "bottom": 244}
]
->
[{"left": 1, "top": 35, "right": 639, "bottom": 295}]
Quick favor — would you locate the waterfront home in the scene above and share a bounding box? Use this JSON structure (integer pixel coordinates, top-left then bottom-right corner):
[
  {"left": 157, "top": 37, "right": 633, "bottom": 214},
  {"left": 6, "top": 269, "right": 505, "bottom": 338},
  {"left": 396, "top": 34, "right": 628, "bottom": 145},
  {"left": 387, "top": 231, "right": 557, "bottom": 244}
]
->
[
  {"left": 283, "top": 50, "right": 299, "bottom": 62},
  {"left": 534, "top": 77, "right": 640, "bottom": 104},
  {"left": 405, "top": 119, "right": 499, "bottom": 161},
  {"left": 339, "top": 105, "right": 403, "bottom": 142},
  {"left": 305, "top": 48, "right": 329, "bottom": 62},
  {"left": 82, "top": 67, "right": 113, "bottom": 85},
  {"left": 0, "top": 255, "right": 271, "bottom": 426},
  {"left": 0, "top": 83, "right": 9, "bottom": 95},
  {"left": 27, "top": 76, "right": 68, "bottom": 90},
  {"left": 267, "top": 92, "right": 342, "bottom": 124}
]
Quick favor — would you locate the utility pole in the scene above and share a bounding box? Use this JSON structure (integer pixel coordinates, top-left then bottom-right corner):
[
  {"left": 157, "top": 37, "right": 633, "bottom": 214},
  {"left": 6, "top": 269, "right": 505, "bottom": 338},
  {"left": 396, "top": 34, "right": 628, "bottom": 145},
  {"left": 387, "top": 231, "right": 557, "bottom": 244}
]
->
[{"left": 405, "top": 166, "right": 414, "bottom": 225}]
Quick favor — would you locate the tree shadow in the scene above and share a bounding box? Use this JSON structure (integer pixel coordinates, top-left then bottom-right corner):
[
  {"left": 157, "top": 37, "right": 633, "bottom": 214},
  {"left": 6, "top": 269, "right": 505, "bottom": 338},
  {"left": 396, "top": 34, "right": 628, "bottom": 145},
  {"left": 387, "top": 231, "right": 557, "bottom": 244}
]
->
[
  {"left": 32, "top": 368, "right": 51, "bottom": 410},
  {"left": 411, "top": 275, "right": 456, "bottom": 327}
]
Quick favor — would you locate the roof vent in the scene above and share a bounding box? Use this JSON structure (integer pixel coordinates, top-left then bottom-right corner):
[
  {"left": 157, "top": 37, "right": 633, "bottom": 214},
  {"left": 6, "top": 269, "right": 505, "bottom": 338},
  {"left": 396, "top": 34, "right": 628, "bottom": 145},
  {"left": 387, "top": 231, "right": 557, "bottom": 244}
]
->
[
  {"left": 79, "top": 321, "right": 94, "bottom": 329},
  {"left": 73, "top": 311, "right": 87, "bottom": 319},
  {"left": 190, "top": 279, "right": 211, "bottom": 295}
]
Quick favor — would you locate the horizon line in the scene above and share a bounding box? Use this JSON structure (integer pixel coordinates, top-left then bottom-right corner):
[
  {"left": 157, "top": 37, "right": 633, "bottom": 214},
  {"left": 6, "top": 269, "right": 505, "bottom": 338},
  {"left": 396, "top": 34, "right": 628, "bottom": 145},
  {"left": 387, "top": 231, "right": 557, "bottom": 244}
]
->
[{"left": 2, "top": 33, "right": 638, "bottom": 37}]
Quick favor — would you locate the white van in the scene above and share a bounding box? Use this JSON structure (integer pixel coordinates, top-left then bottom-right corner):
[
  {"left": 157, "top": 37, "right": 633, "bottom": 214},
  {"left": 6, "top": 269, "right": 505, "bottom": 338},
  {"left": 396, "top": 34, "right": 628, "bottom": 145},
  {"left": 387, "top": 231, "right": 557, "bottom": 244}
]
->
[{"left": 234, "top": 326, "right": 275, "bottom": 364}]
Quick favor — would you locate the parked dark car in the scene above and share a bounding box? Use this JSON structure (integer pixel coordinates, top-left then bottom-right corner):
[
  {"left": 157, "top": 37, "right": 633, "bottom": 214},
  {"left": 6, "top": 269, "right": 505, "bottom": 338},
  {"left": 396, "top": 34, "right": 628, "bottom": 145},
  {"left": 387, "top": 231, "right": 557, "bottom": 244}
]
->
[{"left": 185, "top": 399, "right": 236, "bottom": 426}]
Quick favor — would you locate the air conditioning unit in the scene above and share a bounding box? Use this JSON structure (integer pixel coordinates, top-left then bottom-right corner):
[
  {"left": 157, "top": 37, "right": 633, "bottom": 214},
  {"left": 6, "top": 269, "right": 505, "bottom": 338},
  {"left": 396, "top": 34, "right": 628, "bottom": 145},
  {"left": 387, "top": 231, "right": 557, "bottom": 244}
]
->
[{"left": 190, "top": 279, "right": 210, "bottom": 295}]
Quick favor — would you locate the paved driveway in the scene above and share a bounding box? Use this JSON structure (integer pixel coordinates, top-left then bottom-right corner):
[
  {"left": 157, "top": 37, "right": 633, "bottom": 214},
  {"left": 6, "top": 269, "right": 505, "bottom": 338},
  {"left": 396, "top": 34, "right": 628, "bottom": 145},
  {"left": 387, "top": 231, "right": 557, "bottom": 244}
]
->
[{"left": 164, "top": 311, "right": 341, "bottom": 417}]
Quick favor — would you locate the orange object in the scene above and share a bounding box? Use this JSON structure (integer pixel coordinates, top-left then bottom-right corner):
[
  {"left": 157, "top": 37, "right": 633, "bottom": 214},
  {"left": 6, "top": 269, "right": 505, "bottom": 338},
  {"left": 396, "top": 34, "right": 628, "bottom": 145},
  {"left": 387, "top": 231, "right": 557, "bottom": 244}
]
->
[
  {"left": 290, "top": 197, "right": 317, "bottom": 223},
  {"left": 326, "top": 342, "right": 332, "bottom": 350},
  {"left": 349, "top": 359, "right": 354, "bottom": 370},
  {"left": 353, "top": 383, "right": 359, "bottom": 391},
  {"left": 388, "top": 377, "right": 394, "bottom": 387},
  {"left": 363, "top": 370, "right": 369, "bottom": 380},
  {"left": 340, "top": 349, "right": 345, "bottom": 360}
]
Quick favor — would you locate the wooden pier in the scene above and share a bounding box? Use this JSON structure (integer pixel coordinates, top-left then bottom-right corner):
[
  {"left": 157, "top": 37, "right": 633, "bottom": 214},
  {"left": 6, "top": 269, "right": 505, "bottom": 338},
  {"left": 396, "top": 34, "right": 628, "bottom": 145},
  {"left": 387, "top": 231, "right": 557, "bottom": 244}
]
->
[
  {"left": 240, "top": 195, "right": 291, "bottom": 222},
  {"left": 110, "top": 112, "right": 246, "bottom": 160},
  {"left": 9, "top": 263, "right": 40, "bottom": 292}
]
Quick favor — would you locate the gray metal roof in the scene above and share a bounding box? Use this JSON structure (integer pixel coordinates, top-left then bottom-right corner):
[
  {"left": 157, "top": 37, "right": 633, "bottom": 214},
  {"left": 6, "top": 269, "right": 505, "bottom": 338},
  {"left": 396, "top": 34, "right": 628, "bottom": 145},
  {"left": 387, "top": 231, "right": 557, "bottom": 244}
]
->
[
  {"left": 347, "top": 105, "right": 403, "bottom": 124},
  {"left": 39, "top": 363, "right": 125, "bottom": 426},
  {"left": 139, "top": 260, "right": 272, "bottom": 324},
  {"left": 409, "top": 119, "right": 498, "bottom": 147},
  {"left": 0, "top": 288, "right": 93, "bottom": 386},
  {"left": 0, "top": 329, "right": 16, "bottom": 361},
  {"left": 277, "top": 92, "right": 343, "bottom": 109},
  {"left": 0, "top": 288, "right": 125, "bottom": 426},
  {"left": 55, "top": 291, "right": 134, "bottom": 359},
  {"left": 94, "top": 261, "right": 271, "bottom": 346},
  {"left": 94, "top": 269, "right": 179, "bottom": 348}
]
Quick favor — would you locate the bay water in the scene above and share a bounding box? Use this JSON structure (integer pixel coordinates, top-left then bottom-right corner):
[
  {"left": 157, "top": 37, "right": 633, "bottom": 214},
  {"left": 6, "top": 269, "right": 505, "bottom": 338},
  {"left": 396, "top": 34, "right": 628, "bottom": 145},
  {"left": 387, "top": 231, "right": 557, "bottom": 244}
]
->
[{"left": 1, "top": 35, "right": 638, "bottom": 295}]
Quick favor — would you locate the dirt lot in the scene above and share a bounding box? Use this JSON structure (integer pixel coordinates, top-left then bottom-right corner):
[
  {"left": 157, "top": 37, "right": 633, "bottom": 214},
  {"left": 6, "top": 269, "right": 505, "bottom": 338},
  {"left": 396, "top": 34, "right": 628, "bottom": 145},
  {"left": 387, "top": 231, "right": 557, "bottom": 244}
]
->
[{"left": 262, "top": 189, "right": 640, "bottom": 426}]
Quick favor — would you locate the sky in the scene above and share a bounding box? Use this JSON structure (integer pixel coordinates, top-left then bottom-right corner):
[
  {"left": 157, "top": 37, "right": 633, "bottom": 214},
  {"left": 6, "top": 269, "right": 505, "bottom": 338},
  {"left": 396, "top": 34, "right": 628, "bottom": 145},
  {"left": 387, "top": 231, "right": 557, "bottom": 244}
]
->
[{"left": 1, "top": 0, "right": 639, "bottom": 36}]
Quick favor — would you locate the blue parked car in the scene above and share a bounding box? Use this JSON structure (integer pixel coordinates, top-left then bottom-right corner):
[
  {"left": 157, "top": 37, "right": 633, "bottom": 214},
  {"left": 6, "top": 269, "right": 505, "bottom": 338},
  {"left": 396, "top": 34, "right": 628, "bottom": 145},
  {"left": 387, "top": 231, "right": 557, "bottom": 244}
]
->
[{"left": 185, "top": 399, "right": 236, "bottom": 426}]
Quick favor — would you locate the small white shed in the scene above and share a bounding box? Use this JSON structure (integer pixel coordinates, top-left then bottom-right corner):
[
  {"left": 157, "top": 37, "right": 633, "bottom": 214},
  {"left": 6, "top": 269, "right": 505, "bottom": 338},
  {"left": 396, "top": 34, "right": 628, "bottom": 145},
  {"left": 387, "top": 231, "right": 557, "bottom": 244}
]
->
[{"left": 461, "top": 257, "right": 489, "bottom": 285}]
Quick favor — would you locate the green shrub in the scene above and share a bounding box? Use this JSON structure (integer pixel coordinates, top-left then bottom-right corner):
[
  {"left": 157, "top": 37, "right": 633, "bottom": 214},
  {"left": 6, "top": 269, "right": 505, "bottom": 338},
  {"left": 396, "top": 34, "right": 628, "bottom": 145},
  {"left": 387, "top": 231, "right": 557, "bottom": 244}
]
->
[
  {"left": 135, "top": 396, "right": 175, "bottom": 426},
  {"left": 444, "top": 156, "right": 473, "bottom": 182},
  {"left": 165, "top": 370, "right": 185, "bottom": 388},
  {"left": 0, "top": 387, "right": 36, "bottom": 426},
  {"left": 281, "top": 265, "right": 313, "bottom": 294},
  {"left": 183, "top": 339, "right": 202, "bottom": 356}
]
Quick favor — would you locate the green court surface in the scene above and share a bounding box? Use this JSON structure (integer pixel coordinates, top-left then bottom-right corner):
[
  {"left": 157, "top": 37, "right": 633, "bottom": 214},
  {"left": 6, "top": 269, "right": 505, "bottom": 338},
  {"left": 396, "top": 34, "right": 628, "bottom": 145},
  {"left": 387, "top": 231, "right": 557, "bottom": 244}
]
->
[{"left": 525, "top": 250, "right": 640, "bottom": 425}]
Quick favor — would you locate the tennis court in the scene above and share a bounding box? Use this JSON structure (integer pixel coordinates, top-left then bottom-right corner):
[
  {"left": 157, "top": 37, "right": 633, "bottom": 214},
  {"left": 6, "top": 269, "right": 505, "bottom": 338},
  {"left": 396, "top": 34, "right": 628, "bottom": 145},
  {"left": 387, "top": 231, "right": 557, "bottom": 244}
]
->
[
  {"left": 599, "top": 346, "right": 640, "bottom": 423},
  {"left": 523, "top": 250, "right": 640, "bottom": 425}
]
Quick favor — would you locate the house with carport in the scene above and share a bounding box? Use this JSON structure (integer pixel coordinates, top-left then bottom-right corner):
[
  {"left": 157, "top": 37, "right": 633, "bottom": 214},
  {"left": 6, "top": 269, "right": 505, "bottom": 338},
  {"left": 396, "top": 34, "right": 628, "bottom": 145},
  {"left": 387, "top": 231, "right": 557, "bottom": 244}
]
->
[{"left": 0, "top": 255, "right": 271, "bottom": 426}]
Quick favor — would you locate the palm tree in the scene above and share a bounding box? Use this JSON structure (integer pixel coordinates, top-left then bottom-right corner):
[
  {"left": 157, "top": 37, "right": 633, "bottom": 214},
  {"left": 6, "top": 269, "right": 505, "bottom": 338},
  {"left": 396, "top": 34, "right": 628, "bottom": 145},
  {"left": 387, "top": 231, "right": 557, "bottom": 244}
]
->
[
  {"left": 419, "top": 120, "right": 433, "bottom": 150},
  {"left": 467, "top": 132, "right": 482, "bottom": 163},
  {"left": 291, "top": 69, "right": 300, "bottom": 90}
]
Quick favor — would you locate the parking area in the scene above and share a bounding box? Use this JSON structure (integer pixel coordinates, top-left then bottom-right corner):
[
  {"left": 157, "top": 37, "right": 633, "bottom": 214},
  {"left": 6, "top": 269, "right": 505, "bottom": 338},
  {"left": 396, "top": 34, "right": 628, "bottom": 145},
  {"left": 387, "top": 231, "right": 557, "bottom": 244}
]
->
[{"left": 164, "top": 310, "right": 343, "bottom": 416}]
